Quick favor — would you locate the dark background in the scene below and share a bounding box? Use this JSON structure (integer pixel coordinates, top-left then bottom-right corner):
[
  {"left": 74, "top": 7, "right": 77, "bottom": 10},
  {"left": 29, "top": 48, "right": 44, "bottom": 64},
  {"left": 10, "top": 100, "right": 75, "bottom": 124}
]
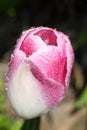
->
[{"left": 0, "top": 0, "right": 87, "bottom": 58}]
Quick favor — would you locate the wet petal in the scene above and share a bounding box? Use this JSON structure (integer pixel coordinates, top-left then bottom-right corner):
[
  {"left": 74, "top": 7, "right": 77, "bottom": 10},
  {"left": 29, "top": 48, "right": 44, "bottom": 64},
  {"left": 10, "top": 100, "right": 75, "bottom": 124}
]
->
[
  {"left": 29, "top": 61, "right": 65, "bottom": 109},
  {"left": 7, "top": 62, "right": 48, "bottom": 118},
  {"left": 29, "top": 46, "right": 67, "bottom": 86},
  {"left": 57, "top": 32, "right": 74, "bottom": 87},
  {"left": 20, "top": 35, "right": 46, "bottom": 57},
  {"left": 34, "top": 28, "right": 57, "bottom": 46}
]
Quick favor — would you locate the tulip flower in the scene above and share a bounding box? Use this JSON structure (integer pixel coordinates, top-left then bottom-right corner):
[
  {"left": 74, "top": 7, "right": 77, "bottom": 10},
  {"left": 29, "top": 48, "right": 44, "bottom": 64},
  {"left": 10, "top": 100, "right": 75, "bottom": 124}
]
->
[{"left": 6, "top": 27, "right": 74, "bottom": 119}]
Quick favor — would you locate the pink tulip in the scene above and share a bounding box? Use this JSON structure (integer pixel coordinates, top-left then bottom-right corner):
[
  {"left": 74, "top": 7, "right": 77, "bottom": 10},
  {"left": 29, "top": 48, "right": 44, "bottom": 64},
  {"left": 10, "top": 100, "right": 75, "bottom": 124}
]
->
[{"left": 6, "top": 27, "right": 74, "bottom": 119}]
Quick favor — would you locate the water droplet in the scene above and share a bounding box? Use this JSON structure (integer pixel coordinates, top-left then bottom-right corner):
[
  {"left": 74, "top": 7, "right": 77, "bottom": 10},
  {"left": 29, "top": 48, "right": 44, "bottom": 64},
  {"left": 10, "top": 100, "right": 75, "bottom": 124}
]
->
[
  {"left": 6, "top": 76, "right": 9, "bottom": 81},
  {"left": 43, "top": 96, "right": 47, "bottom": 100},
  {"left": 5, "top": 87, "right": 8, "bottom": 91},
  {"left": 11, "top": 54, "right": 13, "bottom": 58}
]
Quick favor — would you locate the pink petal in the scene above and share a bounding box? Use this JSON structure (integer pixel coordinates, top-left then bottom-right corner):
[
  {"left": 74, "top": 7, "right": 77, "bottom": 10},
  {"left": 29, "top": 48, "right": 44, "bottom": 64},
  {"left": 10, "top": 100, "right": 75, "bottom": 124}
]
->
[
  {"left": 6, "top": 50, "right": 26, "bottom": 82},
  {"left": 57, "top": 32, "right": 74, "bottom": 88},
  {"left": 27, "top": 44, "right": 67, "bottom": 108},
  {"left": 28, "top": 46, "right": 67, "bottom": 86},
  {"left": 15, "top": 27, "right": 39, "bottom": 50},
  {"left": 29, "top": 61, "right": 65, "bottom": 109},
  {"left": 20, "top": 35, "right": 46, "bottom": 57},
  {"left": 34, "top": 28, "right": 57, "bottom": 46}
]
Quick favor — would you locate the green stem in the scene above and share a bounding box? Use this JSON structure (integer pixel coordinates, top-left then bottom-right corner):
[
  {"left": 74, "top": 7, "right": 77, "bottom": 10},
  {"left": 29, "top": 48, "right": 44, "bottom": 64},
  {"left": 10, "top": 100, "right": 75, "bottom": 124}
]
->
[{"left": 21, "top": 116, "right": 40, "bottom": 130}]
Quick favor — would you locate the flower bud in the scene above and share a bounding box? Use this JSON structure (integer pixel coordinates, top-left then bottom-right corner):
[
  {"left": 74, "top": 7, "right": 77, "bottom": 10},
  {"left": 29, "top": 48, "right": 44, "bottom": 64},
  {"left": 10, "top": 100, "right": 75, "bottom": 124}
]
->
[{"left": 6, "top": 27, "right": 74, "bottom": 119}]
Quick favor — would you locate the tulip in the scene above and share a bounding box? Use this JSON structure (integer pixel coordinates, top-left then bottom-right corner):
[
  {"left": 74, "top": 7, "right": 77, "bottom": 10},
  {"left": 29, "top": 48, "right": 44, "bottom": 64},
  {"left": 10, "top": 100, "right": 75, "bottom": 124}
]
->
[{"left": 6, "top": 27, "right": 74, "bottom": 119}]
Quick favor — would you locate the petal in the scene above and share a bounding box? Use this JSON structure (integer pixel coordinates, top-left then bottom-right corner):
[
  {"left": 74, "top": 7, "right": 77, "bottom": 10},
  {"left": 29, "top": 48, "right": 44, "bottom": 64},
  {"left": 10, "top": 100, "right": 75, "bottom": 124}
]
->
[
  {"left": 6, "top": 50, "right": 26, "bottom": 82},
  {"left": 7, "top": 60, "right": 65, "bottom": 119},
  {"left": 29, "top": 46, "right": 67, "bottom": 86},
  {"left": 29, "top": 61, "right": 65, "bottom": 109},
  {"left": 57, "top": 32, "right": 74, "bottom": 88},
  {"left": 15, "top": 27, "right": 39, "bottom": 50},
  {"left": 20, "top": 34, "right": 46, "bottom": 57},
  {"left": 7, "top": 62, "right": 48, "bottom": 119},
  {"left": 34, "top": 28, "right": 57, "bottom": 46}
]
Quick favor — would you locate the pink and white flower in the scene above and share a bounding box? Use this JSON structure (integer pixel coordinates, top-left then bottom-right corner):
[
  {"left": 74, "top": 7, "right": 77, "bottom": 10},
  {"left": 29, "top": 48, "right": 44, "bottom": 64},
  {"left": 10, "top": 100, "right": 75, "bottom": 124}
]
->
[{"left": 6, "top": 27, "right": 74, "bottom": 119}]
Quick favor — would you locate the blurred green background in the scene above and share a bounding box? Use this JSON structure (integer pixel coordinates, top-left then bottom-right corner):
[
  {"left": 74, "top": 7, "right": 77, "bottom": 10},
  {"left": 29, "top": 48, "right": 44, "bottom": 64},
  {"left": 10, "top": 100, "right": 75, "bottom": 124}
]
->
[{"left": 0, "top": 0, "right": 87, "bottom": 130}]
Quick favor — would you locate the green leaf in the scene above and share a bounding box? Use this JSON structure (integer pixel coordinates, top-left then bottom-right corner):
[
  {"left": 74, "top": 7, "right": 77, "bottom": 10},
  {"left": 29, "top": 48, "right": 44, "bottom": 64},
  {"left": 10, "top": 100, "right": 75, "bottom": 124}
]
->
[
  {"left": 0, "top": 114, "right": 12, "bottom": 129},
  {"left": 10, "top": 119, "right": 23, "bottom": 130},
  {"left": 0, "top": 78, "right": 4, "bottom": 92},
  {"left": 76, "top": 85, "right": 87, "bottom": 108}
]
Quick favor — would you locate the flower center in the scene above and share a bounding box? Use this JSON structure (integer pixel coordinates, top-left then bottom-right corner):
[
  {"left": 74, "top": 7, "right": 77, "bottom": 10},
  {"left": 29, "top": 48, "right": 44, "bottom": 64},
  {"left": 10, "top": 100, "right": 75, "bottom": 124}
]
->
[{"left": 34, "top": 29, "right": 57, "bottom": 46}]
